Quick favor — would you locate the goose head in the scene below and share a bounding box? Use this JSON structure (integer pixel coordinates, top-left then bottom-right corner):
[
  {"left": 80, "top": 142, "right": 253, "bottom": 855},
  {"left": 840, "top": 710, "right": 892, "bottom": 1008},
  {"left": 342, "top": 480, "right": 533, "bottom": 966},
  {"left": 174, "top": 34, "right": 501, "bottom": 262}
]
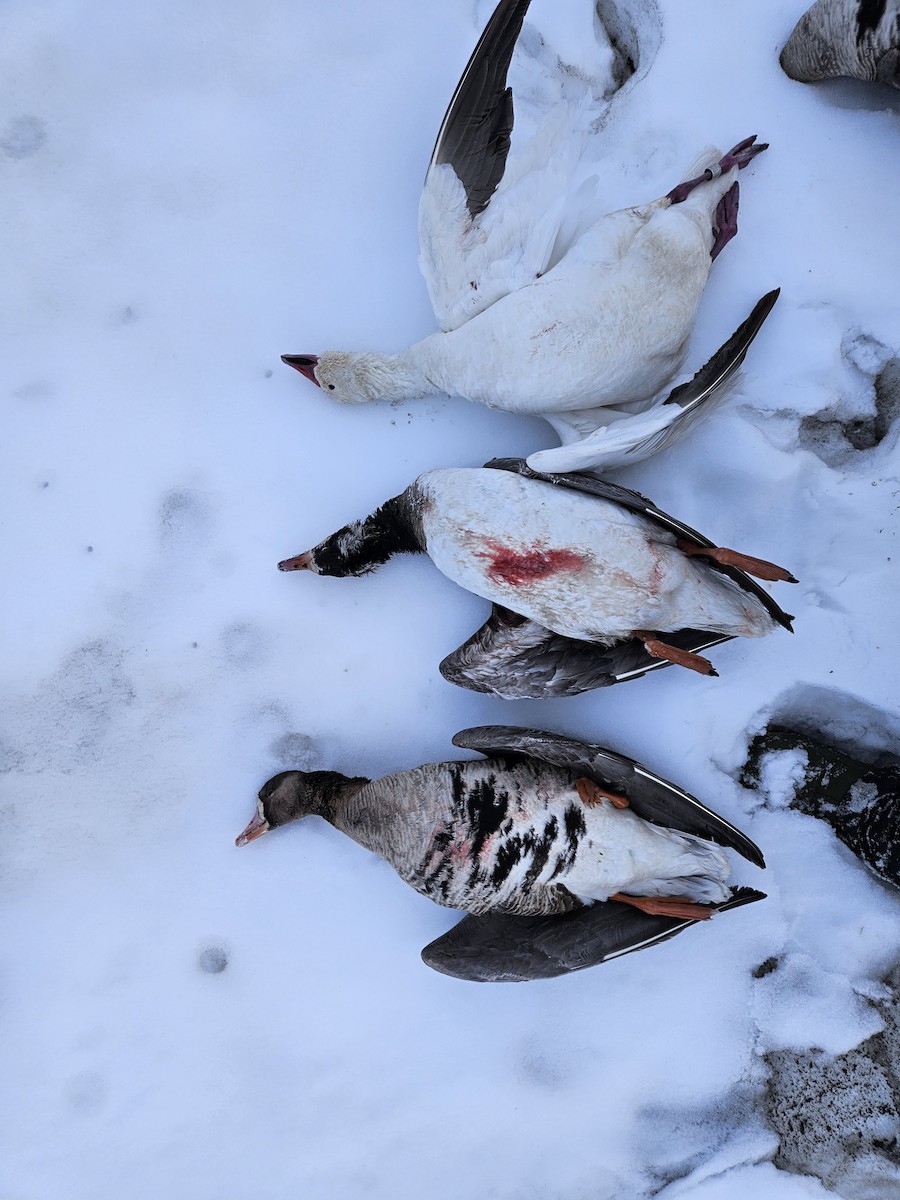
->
[
  {"left": 235, "top": 770, "right": 342, "bottom": 846},
  {"left": 277, "top": 519, "right": 380, "bottom": 578},
  {"left": 281, "top": 350, "right": 400, "bottom": 404}
]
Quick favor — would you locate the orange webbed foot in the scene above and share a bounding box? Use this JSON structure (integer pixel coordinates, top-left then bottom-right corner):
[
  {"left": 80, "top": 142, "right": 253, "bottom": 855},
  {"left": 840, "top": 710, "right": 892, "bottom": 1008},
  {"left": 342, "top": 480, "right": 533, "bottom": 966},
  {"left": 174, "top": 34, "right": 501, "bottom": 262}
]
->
[
  {"left": 576, "top": 778, "right": 630, "bottom": 809},
  {"left": 676, "top": 539, "right": 798, "bottom": 584},
  {"left": 634, "top": 632, "right": 717, "bottom": 676},
  {"left": 610, "top": 893, "right": 716, "bottom": 921}
]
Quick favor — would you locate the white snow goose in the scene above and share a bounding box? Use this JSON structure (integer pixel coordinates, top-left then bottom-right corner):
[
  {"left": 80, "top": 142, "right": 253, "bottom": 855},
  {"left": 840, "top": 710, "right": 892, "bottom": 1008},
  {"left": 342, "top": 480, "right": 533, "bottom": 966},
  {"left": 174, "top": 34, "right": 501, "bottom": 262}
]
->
[
  {"left": 278, "top": 458, "right": 796, "bottom": 699},
  {"left": 282, "top": 0, "right": 780, "bottom": 472},
  {"left": 236, "top": 725, "right": 766, "bottom": 979}
]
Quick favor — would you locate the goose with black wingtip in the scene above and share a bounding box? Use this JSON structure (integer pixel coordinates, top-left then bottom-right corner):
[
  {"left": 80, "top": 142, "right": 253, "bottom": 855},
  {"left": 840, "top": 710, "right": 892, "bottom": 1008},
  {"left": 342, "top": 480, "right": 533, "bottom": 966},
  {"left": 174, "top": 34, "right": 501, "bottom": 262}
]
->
[{"left": 282, "top": 0, "right": 779, "bottom": 472}]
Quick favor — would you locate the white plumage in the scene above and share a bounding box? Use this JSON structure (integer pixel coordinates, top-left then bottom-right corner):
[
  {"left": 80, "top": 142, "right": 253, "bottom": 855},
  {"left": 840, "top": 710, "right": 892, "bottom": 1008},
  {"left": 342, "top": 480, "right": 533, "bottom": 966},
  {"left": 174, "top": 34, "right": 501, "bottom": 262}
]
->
[
  {"left": 280, "top": 460, "right": 796, "bottom": 693},
  {"left": 417, "top": 467, "right": 779, "bottom": 643},
  {"left": 284, "top": 0, "right": 776, "bottom": 471}
]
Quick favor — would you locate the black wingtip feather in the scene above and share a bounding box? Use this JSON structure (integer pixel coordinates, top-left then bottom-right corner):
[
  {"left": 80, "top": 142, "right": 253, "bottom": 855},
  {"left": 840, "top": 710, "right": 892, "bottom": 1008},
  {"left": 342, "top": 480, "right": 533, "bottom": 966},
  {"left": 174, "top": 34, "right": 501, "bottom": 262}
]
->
[
  {"left": 429, "top": 0, "right": 533, "bottom": 218},
  {"left": 663, "top": 288, "right": 780, "bottom": 409}
]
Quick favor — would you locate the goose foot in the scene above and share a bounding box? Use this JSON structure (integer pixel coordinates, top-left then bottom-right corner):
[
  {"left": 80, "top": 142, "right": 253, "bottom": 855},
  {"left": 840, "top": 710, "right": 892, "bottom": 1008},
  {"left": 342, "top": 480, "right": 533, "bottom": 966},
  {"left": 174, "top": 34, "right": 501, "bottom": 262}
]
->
[
  {"left": 576, "top": 778, "right": 630, "bottom": 809},
  {"left": 675, "top": 539, "right": 798, "bottom": 583},
  {"left": 710, "top": 181, "right": 740, "bottom": 261},
  {"left": 610, "top": 893, "right": 716, "bottom": 921},
  {"left": 667, "top": 135, "right": 767, "bottom": 204},
  {"left": 634, "top": 631, "right": 718, "bottom": 676}
]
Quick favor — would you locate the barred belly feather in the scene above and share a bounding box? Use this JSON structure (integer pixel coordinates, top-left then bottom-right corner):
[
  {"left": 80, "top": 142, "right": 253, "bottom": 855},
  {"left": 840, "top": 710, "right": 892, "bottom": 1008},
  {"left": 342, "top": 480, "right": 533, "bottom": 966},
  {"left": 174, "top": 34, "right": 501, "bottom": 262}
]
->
[{"left": 351, "top": 759, "right": 731, "bottom": 917}]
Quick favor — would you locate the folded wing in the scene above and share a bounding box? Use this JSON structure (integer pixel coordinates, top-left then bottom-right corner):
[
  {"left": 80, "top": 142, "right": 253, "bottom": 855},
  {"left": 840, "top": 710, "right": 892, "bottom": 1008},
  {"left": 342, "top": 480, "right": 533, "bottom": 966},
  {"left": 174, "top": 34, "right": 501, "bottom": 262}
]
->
[
  {"left": 439, "top": 605, "right": 734, "bottom": 699},
  {"left": 529, "top": 288, "right": 781, "bottom": 471},
  {"left": 452, "top": 725, "right": 765, "bottom": 866},
  {"left": 421, "top": 887, "right": 766, "bottom": 981}
]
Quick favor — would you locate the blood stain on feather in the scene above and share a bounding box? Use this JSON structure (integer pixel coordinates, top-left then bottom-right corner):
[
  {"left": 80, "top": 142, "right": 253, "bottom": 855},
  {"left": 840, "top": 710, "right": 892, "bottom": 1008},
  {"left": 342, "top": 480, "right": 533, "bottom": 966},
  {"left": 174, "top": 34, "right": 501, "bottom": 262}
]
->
[{"left": 477, "top": 540, "right": 586, "bottom": 586}]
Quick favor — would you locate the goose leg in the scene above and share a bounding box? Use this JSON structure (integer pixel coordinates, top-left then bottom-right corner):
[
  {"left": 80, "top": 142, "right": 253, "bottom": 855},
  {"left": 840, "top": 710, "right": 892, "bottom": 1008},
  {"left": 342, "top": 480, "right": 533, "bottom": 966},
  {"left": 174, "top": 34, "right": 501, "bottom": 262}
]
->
[
  {"left": 634, "top": 631, "right": 718, "bottom": 676},
  {"left": 609, "top": 893, "right": 716, "bottom": 921},
  {"left": 667, "top": 135, "right": 767, "bottom": 204},
  {"left": 675, "top": 539, "right": 798, "bottom": 583},
  {"left": 575, "top": 778, "right": 630, "bottom": 809}
]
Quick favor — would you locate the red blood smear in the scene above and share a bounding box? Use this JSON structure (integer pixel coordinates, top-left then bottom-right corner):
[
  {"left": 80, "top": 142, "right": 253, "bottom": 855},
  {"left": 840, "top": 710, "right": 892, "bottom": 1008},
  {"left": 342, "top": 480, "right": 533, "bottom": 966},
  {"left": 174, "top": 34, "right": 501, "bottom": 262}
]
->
[{"left": 479, "top": 541, "right": 585, "bottom": 587}]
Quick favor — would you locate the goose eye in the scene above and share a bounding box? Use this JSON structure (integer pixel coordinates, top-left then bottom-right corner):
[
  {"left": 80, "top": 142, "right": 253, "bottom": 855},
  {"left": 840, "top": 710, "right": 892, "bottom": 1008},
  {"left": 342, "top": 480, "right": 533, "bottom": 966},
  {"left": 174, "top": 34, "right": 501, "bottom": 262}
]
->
[{"left": 327, "top": 384, "right": 335, "bottom": 390}]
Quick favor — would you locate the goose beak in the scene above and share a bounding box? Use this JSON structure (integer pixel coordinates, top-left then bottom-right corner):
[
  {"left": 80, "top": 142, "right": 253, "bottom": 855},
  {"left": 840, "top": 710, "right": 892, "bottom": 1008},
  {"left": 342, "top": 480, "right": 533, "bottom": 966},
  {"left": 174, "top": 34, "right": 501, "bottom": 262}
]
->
[
  {"left": 282, "top": 354, "right": 321, "bottom": 386},
  {"left": 236, "top": 811, "right": 270, "bottom": 847},
  {"left": 278, "top": 551, "right": 313, "bottom": 572}
]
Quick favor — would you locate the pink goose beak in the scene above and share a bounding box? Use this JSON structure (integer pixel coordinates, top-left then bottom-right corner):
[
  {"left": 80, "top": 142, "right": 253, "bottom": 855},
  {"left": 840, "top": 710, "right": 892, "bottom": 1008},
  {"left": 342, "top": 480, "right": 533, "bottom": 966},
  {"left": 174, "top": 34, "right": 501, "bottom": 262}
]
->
[
  {"left": 235, "top": 811, "right": 270, "bottom": 847},
  {"left": 282, "top": 354, "right": 321, "bottom": 386}
]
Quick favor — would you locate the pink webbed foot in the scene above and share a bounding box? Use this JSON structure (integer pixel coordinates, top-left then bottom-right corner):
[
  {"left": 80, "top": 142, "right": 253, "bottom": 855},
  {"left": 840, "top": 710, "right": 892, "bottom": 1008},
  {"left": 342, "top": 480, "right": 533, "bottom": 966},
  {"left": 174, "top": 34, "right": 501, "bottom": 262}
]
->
[
  {"left": 676, "top": 539, "right": 798, "bottom": 583},
  {"left": 711, "top": 181, "right": 740, "bottom": 260}
]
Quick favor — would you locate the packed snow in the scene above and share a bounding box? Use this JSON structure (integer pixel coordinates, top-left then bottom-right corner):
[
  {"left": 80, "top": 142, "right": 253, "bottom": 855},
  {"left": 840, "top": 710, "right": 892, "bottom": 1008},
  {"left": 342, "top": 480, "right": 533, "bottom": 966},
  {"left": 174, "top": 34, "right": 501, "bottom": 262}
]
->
[{"left": 3, "top": 0, "right": 900, "bottom": 1196}]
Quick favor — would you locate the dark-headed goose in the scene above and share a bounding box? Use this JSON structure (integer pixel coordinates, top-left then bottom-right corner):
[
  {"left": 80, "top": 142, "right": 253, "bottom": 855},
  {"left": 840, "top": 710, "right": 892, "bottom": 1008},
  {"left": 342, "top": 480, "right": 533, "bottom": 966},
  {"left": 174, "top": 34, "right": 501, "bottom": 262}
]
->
[
  {"left": 237, "top": 725, "right": 766, "bottom": 978},
  {"left": 279, "top": 458, "right": 796, "bottom": 699},
  {"left": 283, "top": 0, "right": 779, "bottom": 472}
]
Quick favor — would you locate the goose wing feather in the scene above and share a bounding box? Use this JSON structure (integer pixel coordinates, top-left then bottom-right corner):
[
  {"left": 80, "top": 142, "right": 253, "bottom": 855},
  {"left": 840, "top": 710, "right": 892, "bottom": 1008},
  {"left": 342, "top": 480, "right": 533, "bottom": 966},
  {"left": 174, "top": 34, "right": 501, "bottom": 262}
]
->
[
  {"left": 427, "top": 0, "right": 532, "bottom": 221},
  {"left": 439, "top": 606, "right": 733, "bottom": 699},
  {"left": 452, "top": 726, "right": 765, "bottom": 867},
  {"left": 601, "top": 288, "right": 782, "bottom": 466},
  {"left": 419, "top": 0, "right": 587, "bottom": 331},
  {"left": 421, "top": 887, "right": 767, "bottom": 981}
]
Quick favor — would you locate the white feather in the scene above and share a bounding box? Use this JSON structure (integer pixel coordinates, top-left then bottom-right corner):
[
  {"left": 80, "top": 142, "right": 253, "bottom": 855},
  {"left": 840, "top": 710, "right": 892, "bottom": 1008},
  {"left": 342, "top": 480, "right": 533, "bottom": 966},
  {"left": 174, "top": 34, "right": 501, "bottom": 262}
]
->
[
  {"left": 300, "top": 0, "right": 766, "bottom": 471},
  {"left": 416, "top": 468, "right": 778, "bottom": 642}
]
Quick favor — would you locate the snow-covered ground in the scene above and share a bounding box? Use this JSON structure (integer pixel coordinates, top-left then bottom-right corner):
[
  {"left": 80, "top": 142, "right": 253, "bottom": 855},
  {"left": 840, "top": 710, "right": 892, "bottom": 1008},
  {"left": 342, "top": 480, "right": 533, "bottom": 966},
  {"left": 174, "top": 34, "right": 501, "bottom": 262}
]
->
[{"left": 3, "top": 0, "right": 900, "bottom": 1196}]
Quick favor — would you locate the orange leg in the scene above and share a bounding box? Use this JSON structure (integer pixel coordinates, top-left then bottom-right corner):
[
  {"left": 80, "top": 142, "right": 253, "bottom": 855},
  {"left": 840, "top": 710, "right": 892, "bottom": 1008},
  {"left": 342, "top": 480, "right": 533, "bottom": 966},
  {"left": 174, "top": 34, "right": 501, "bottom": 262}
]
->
[
  {"left": 610, "top": 892, "right": 716, "bottom": 921},
  {"left": 576, "top": 777, "right": 630, "bottom": 809},
  {"left": 676, "top": 539, "right": 798, "bottom": 584},
  {"left": 634, "top": 632, "right": 717, "bottom": 676}
]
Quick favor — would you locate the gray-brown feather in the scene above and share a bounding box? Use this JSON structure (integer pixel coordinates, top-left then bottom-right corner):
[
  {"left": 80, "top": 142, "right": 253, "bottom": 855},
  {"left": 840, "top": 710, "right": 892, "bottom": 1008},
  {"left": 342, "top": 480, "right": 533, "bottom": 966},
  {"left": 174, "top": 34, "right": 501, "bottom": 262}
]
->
[{"left": 331, "top": 758, "right": 586, "bottom": 916}]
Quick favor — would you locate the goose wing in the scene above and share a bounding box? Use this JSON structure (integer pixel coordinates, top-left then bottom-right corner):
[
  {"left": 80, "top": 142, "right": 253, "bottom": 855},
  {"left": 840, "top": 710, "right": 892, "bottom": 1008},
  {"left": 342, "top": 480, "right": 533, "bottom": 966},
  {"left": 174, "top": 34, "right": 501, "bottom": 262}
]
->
[
  {"left": 428, "top": 0, "right": 532, "bottom": 222},
  {"left": 554, "top": 288, "right": 781, "bottom": 470},
  {"left": 612, "top": 288, "right": 782, "bottom": 465},
  {"left": 484, "top": 457, "right": 794, "bottom": 632},
  {"left": 664, "top": 289, "right": 781, "bottom": 414},
  {"left": 452, "top": 726, "right": 765, "bottom": 866},
  {"left": 439, "top": 605, "right": 733, "bottom": 699},
  {"left": 421, "top": 887, "right": 767, "bottom": 981},
  {"left": 419, "top": 0, "right": 582, "bottom": 331}
]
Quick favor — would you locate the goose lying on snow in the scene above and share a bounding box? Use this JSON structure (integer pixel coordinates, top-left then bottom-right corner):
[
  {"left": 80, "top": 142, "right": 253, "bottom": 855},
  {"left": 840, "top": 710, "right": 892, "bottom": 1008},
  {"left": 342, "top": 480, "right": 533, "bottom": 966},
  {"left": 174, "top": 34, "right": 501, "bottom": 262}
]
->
[
  {"left": 780, "top": 0, "right": 900, "bottom": 90},
  {"left": 743, "top": 724, "right": 900, "bottom": 889},
  {"left": 279, "top": 458, "right": 796, "bottom": 699},
  {"left": 237, "top": 726, "right": 766, "bottom": 977},
  {"left": 283, "top": 0, "right": 779, "bottom": 472}
]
